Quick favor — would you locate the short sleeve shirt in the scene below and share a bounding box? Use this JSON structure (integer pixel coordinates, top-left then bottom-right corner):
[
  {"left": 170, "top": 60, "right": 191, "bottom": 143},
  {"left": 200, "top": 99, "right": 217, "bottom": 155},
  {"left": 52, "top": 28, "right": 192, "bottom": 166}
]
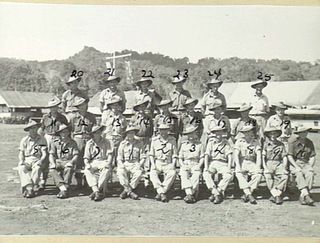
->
[
  {"left": 200, "top": 91, "right": 227, "bottom": 115},
  {"left": 41, "top": 112, "right": 68, "bottom": 135},
  {"left": 117, "top": 139, "right": 146, "bottom": 163},
  {"left": 49, "top": 138, "right": 79, "bottom": 161},
  {"left": 249, "top": 94, "right": 270, "bottom": 115},
  {"left": 99, "top": 88, "right": 126, "bottom": 111},
  {"left": 234, "top": 138, "right": 261, "bottom": 162},
  {"left": 83, "top": 137, "right": 112, "bottom": 161},
  {"left": 262, "top": 139, "right": 287, "bottom": 161},
  {"left": 288, "top": 137, "right": 316, "bottom": 163},
  {"left": 19, "top": 135, "right": 47, "bottom": 159},
  {"left": 149, "top": 136, "right": 178, "bottom": 163},
  {"left": 179, "top": 140, "right": 205, "bottom": 161},
  {"left": 205, "top": 139, "right": 232, "bottom": 162},
  {"left": 62, "top": 89, "right": 89, "bottom": 113},
  {"left": 169, "top": 89, "right": 191, "bottom": 111},
  {"left": 71, "top": 112, "right": 96, "bottom": 135}
]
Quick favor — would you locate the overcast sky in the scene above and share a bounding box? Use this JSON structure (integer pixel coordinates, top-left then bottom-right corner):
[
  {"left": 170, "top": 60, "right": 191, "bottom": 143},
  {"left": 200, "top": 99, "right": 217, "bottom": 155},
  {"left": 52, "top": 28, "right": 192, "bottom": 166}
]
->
[{"left": 0, "top": 3, "right": 319, "bottom": 63}]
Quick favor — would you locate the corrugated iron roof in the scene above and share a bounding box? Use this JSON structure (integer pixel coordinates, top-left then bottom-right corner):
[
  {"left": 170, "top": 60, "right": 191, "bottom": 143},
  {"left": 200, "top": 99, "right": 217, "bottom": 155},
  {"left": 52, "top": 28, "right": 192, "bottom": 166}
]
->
[{"left": 0, "top": 90, "right": 53, "bottom": 108}]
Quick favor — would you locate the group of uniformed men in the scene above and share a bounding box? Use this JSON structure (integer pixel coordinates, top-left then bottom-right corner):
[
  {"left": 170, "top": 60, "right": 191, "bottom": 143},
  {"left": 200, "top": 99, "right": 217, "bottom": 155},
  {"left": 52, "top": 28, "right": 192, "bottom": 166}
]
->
[{"left": 17, "top": 70, "right": 316, "bottom": 206}]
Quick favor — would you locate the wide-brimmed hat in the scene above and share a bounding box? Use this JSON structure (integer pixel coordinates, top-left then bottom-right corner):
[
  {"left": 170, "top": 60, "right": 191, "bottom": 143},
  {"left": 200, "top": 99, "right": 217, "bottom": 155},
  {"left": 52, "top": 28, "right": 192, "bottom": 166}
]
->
[
  {"left": 238, "top": 103, "right": 252, "bottom": 112},
  {"left": 183, "top": 125, "right": 198, "bottom": 135},
  {"left": 272, "top": 101, "right": 288, "bottom": 110},
  {"left": 239, "top": 124, "right": 255, "bottom": 133},
  {"left": 209, "top": 125, "right": 226, "bottom": 133},
  {"left": 24, "top": 120, "right": 40, "bottom": 132},
  {"left": 184, "top": 98, "right": 198, "bottom": 107},
  {"left": 91, "top": 125, "right": 104, "bottom": 134},
  {"left": 133, "top": 100, "right": 149, "bottom": 111},
  {"left": 264, "top": 126, "right": 282, "bottom": 137},
  {"left": 104, "top": 75, "right": 121, "bottom": 83},
  {"left": 294, "top": 124, "right": 311, "bottom": 134},
  {"left": 66, "top": 76, "right": 81, "bottom": 84},
  {"left": 207, "top": 78, "right": 223, "bottom": 86},
  {"left": 135, "top": 77, "right": 153, "bottom": 87},
  {"left": 73, "top": 97, "right": 87, "bottom": 107},
  {"left": 251, "top": 80, "right": 268, "bottom": 89},
  {"left": 124, "top": 126, "right": 139, "bottom": 134},
  {"left": 47, "top": 97, "right": 61, "bottom": 108},
  {"left": 106, "top": 96, "right": 122, "bottom": 107},
  {"left": 56, "top": 124, "right": 70, "bottom": 134},
  {"left": 158, "top": 124, "right": 171, "bottom": 130},
  {"left": 157, "top": 99, "right": 172, "bottom": 107},
  {"left": 172, "top": 75, "right": 187, "bottom": 84},
  {"left": 208, "top": 101, "right": 223, "bottom": 110}
]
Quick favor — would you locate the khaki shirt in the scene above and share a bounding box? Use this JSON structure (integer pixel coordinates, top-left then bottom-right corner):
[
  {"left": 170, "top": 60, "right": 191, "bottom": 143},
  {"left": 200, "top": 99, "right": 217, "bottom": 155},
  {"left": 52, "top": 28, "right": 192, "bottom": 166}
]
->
[
  {"left": 62, "top": 89, "right": 89, "bottom": 113},
  {"left": 149, "top": 136, "right": 178, "bottom": 163},
  {"left": 205, "top": 139, "right": 232, "bottom": 162},
  {"left": 234, "top": 138, "right": 261, "bottom": 162},
  {"left": 262, "top": 139, "right": 286, "bottom": 161},
  {"left": 19, "top": 135, "right": 47, "bottom": 159},
  {"left": 70, "top": 112, "right": 96, "bottom": 135},
  {"left": 99, "top": 88, "right": 126, "bottom": 112},
  {"left": 266, "top": 114, "right": 292, "bottom": 138},
  {"left": 41, "top": 112, "right": 68, "bottom": 135},
  {"left": 117, "top": 139, "right": 146, "bottom": 163},
  {"left": 249, "top": 94, "right": 270, "bottom": 115},
  {"left": 200, "top": 91, "right": 227, "bottom": 115},
  {"left": 288, "top": 137, "right": 316, "bottom": 163},
  {"left": 179, "top": 140, "right": 205, "bottom": 162},
  {"left": 84, "top": 137, "right": 112, "bottom": 161},
  {"left": 49, "top": 137, "right": 79, "bottom": 161},
  {"left": 169, "top": 89, "right": 191, "bottom": 111}
]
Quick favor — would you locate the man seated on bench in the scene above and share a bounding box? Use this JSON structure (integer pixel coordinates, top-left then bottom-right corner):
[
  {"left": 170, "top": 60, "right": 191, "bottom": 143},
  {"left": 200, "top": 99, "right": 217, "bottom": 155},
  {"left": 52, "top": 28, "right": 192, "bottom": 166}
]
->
[
  {"left": 83, "top": 125, "right": 113, "bottom": 201},
  {"left": 18, "top": 120, "right": 47, "bottom": 198},
  {"left": 49, "top": 124, "right": 79, "bottom": 199}
]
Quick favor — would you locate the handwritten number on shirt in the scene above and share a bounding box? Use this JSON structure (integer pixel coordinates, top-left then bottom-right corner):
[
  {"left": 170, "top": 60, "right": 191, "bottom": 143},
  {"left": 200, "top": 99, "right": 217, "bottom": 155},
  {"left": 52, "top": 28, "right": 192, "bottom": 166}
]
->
[
  {"left": 189, "top": 144, "right": 196, "bottom": 152},
  {"left": 112, "top": 118, "right": 121, "bottom": 127},
  {"left": 272, "top": 147, "right": 282, "bottom": 160},
  {"left": 280, "top": 120, "right": 291, "bottom": 129},
  {"left": 33, "top": 144, "right": 39, "bottom": 155},
  {"left": 247, "top": 145, "right": 254, "bottom": 155},
  {"left": 296, "top": 143, "right": 307, "bottom": 158},
  {"left": 157, "top": 142, "right": 170, "bottom": 154},
  {"left": 78, "top": 119, "right": 88, "bottom": 127},
  {"left": 218, "top": 120, "right": 226, "bottom": 128},
  {"left": 92, "top": 146, "right": 101, "bottom": 160},
  {"left": 214, "top": 143, "right": 226, "bottom": 155}
]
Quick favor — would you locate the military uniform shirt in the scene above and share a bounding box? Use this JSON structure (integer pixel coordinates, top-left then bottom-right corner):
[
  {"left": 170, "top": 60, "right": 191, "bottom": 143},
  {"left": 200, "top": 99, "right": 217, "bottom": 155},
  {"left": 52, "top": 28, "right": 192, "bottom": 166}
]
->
[
  {"left": 103, "top": 112, "right": 127, "bottom": 138},
  {"left": 200, "top": 90, "right": 227, "bottom": 115},
  {"left": 131, "top": 113, "right": 153, "bottom": 138},
  {"left": 99, "top": 88, "right": 126, "bottom": 111},
  {"left": 169, "top": 89, "right": 191, "bottom": 111},
  {"left": 62, "top": 89, "right": 89, "bottom": 113},
  {"left": 205, "top": 139, "right": 232, "bottom": 162},
  {"left": 288, "top": 137, "right": 316, "bottom": 163},
  {"left": 70, "top": 112, "right": 96, "bottom": 135},
  {"left": 262, "top": 139, "right": 287, "bottom": 161},
  {"left": 179, "top": 140, "right": 204, "bottom": 162},
  {"left": 41, "top": 112, "right": 68, "bottom": 135},
  {"left": 249, "top": 94, "right": 269, "bottom": 115},
  {"left": 117, "top": 139, "right": 146, "bottom": 163},
  {"left": 84, "top": 137, "right": 112, "bottom": 161},
  {"left": 149, "top": 136, "right": 178, "bottom": 163},
  {"left": 234, "top": 138, "right": 261, "bottom": 162},
  {"left": 266, "top": 114, "right": 292, "bottom": 138},
  {"left": 19, "top": 135, "right": 47, "bottom": 159},
  {"left": 49, "top": 138, "right": 79, "bottom": 161}
]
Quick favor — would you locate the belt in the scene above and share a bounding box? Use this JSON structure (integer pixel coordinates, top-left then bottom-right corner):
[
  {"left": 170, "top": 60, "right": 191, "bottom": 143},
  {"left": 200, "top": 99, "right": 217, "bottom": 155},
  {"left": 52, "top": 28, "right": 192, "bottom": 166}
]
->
[
  {"left": 211, "top": 159, "right": 228, "bottom": 164},
  {"left": 155, "top": 159, "right": 171, "bottom": 164}
]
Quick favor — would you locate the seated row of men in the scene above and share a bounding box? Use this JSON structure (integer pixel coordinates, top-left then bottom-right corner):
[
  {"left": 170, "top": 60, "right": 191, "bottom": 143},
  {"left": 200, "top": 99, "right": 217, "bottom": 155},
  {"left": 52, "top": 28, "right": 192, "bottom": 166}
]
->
[{"left": 18, "top": 113, "right": 316, "bottom": 206}]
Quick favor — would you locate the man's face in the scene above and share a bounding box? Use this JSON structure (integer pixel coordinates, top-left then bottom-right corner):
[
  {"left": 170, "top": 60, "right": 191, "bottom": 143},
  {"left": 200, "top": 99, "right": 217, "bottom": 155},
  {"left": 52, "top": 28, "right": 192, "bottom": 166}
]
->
[
  {"left": 110, "top": 103, "right": 121, "bottom": 112},
  {"left": 187, "top": 132, "right": 197, "bottom": 141},
  {"left": 159, "top": 129, "right": 169, "bottom": 137},
  {"left": 67, "top": 81, "right": 78, "bottom": 91},
  {"left": 60, "top": 129, "right": 70, "bottom": 140},
  {"left": 160, "top": 105, "right": 170, "bottom": 113},
  {"left": 185, "top": 104, "right": 195, "bottom": 113},
  {"left": 78, "top": 103, "right": 88, "bottom": 113},
  {"left": 208, "top": 83, "right": 220, "bottom": 92},
  {"left": 108, "top": 80, "right": 118, "bottom": 90},
  {"left": 50, "top": 106, "right": 59, "bottom": 113},
  {"left": 137, "top": 103, "right": 147, "bottom": 113},
  {"left": 255, "top": 85, "right": 264, "bottom": 95},
  {"left": 174, "top": 82, "right": 183, "bottom": 91},
  {"left": 28, "top": 126, "right": 38, "bottom": 136},
  {"left": 240, "top": 110, "right": 250, "bottom": 119},
  {"left": 126, "top": 131, "right": 135, "bottom": 140},
  {"left": 139, "top": 82, "right": 149, "bottom": 90},
  {"left": 268, "top": 131, "right": 279, "bottom": 141},
  {"left": 276, "top": 107, "right": 285, "bottom": 117},
  {"left": 213, "top": 107, "right": 222, "bottom": 116},
  {"left": 212, "top": 131, "right": 223, "bottom": 141},
  {"left": 244, "top": 130, "right": 255, "bottom": 140}
]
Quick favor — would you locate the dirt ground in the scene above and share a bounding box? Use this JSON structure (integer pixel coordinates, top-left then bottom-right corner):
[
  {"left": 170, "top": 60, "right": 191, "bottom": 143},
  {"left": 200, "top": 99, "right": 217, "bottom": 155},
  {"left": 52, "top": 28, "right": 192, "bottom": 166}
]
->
[{"left": 0, "top": 124, "right": 319, "bottom": 236}]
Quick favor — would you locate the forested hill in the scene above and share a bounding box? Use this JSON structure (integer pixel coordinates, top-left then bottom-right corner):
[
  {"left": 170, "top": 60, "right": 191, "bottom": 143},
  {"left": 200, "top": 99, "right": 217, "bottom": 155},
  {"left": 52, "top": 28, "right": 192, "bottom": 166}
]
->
[{"left": 0, "top": 46, "right": 319, "bottom": 99}]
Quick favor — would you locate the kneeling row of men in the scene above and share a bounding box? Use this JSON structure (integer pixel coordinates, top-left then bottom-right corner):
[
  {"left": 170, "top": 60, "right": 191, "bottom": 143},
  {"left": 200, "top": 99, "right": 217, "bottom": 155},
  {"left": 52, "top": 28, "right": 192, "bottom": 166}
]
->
[{"left": 17, "top": 118, "right": 316, "bottom": 206}]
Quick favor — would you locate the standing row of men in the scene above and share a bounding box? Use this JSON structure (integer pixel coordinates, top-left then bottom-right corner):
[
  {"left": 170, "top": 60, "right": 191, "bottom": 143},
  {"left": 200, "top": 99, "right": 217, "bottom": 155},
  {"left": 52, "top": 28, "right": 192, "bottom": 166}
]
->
[{"left": 17, "top": 71, "right": 316, "bottom": 205}]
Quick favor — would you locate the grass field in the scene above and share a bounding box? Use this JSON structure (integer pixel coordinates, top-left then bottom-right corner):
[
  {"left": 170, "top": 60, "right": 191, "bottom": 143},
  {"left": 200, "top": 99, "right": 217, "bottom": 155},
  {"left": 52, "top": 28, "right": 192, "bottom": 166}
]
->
[{"left": 0, "top": 124, "right": 319, "bottom": 236}]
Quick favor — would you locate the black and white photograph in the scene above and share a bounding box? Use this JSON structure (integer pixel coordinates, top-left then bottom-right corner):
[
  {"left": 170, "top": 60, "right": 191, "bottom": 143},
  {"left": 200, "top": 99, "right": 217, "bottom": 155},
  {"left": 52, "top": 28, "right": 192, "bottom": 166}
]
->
[{"left": 0, "top": 2, "right": 319, "bottom": 237}]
